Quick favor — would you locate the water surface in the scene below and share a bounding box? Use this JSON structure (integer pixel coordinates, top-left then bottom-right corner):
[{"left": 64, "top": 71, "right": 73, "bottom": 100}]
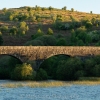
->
[{"left": 0, "top": 80, "right": 100, "bottom": 100}]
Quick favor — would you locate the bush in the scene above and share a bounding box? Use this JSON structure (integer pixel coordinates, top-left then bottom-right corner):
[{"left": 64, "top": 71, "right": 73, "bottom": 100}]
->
[
  {"left": 0, "top": 34, "right": 3, "bottom": 45},
  {"left": 85, "top": 21, "right": 93, "bottom": 29},
  {"left": 31, "top": 28, "right": 44, "bottom": 39},
  {"left": 36, "top": 35, "right": 57, "bottom": 46},
  {"left": 91, "top": 64, "right": 100, "bottom": 77},
  {"left": 9, "top": 26, "right": 18, "bottom": 36},
  {"left": 18, "top": 21, "right": 29, "bottom": 36},
  {"left": 74, "top": 70, "right": 85, "bottom": 80},
  {"left": 0, "top": 25, "right": 8, "bottom": 32},
  {"left": 24, "top": 40, "right": 44, "bottom": 46},
  {"left": 11, "top": 63, "right": 35, "bottom": 80},
  {"left": 71, "top": 8, "right": 74, "bottom": 12},
  {"left": 53, "top": 20, "right": 62, "bottom": 30},
  {"left": 47, "top": 28, "right": 53, "bottom": 35},
  {"left": 0, "top": 68, "right": 10, "bottom": 79},
  {"left": 56, "top": 38, "right": 67, "bottom": 46},
  {"left": 56, "top": 57, "right": 83, "bottom": 80},
  {"left": 36, "top": 68, "right": 48, "bottom": 80}
]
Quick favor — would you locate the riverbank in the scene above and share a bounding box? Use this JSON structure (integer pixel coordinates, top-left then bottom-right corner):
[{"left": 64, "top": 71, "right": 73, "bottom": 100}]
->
[{"left": 1, "top": 79, "right": 100, "bottom": 88}]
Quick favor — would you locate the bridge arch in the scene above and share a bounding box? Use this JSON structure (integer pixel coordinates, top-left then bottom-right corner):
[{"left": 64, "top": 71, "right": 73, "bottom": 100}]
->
[
  {"left": 38, "top": 54, "right": 71, "bottom": 69},
  {"left": 0, "top": 54, "right": 23, "bottom": 63},
  {"left": 36, "top": 54, "right": 85, "bottom": 80},
  {"left": 0, "top": 54, "right": 23, "bottom": 79}
]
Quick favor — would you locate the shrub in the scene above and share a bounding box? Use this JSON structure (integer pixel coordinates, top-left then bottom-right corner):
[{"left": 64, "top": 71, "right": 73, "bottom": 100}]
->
[
  {"left": 74, "top": 70, "right": 85, "bottom": 80},
  {"left": 36, "top": 35, "right": 57, "bottom": 46},
  {"left": 85, "top": 21, "right": 93, "bottom": 29},
  {"left": 0, "top": 34, "right": 3, "bottom": 45},
  {"left": 9, "top": 26, "right": 18, "bottom": 36},
  {"left": 56, "top": 38, "right": 67, "bottom": 46},
  {"left": 71, "top": 8, "right": 74, "bottom": 12},
  {"left": 0, "top": 25, "right": 8, "bottom": 32},
  {"left": 11, "top": 63, "right": 35, "bottom": 80},
  {"left": 36, "top": 68, "right": 48, "bottom": 80},
  {"left": 47, "top": 28, "right": 53, "bottom": 35},
  {"left": 92, "top": 65, "right": 100, "bottom": 77},
  {"left": 56, "top": 58, "right": 83, "bottom": 80},
  {"left": 24, "top": 40, "right": 44, "bottom": 46},
  {"left": 53, "top": 20, "right": 62, "bottom": 30},
  {"left": 18, "top": 21, "right": 29, "bottom": 35},
  {"left": 31, "top": 28, "right": 44, "bottom": 39}
]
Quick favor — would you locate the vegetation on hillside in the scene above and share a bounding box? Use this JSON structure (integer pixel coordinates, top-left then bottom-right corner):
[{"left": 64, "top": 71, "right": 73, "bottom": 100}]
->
[
  {"left": 0, "top": 6, "right": 100, "bottom": 81},
  {"left": 0, "top": 6, "right": 100, "bottom": 45}
]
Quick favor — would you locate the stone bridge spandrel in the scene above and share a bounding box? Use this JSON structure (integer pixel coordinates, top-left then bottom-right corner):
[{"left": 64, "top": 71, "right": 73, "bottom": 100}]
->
[{"left": 0, "top": 46, "right": 100, "bottom": 62}]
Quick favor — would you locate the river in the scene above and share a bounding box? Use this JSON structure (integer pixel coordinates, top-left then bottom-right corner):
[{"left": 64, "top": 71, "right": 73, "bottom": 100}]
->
[{"left": 0, "top": 80, "right": 100, "bottom": 100}]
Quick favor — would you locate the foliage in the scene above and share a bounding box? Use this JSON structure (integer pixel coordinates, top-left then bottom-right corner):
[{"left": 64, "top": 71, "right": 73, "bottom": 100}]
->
[
  {"left": 18, "top": 21, "right": 29, "bottom": 36},
  {"left": 62, "top": 6, "right": 67, "bottom": 10},
  {"left": 71, "top": 8, "right": 74, "bottom": 12},
  {"left": 9, "top": 26, "right": 18, "bottom": 35},
  {"left": 0, "top": 56, "right": 22, "bottom": 79},
  {"left": 0, "top": 34, "right": 3, "bottom": 45},
  {"left": 24, "top": 40, "right": 44, "bottom": 46},
  {"left": 0, "top": 25, "right": 8, "bottom": 32},
  {"left": 2, "top": 8, "right": 7, "bottom": 13},
  {"left": 85, "top": 21, "right": 93, "bottom": 29},
  {"left": 11, "top": 63, "right": 35, "bottom": 80},
  {"left": 31, "top": 28, "right": 44, "bottom": 39},
  {"left": 47, "top": 28, "right": 54, "bottom": 35},
  {"left": 70, "top": 26, "right": 93, "bottom": 45},
  {"left": 36, "top": 68, "right": 48, "bottom": 80},
  {"left": 36, "top": 35, "right": 57, "bottom": 46},
  {"left": 56, "top": 38, "right": 67, "bottom": 46}
]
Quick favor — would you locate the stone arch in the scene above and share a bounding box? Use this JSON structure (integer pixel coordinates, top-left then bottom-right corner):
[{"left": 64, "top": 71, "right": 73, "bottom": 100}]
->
[
  {"left": 38, "top": 54, "right": 71, "bottom": 69},
  {"left": 46, "top": 53, "right": 71, "bottom": 59}
]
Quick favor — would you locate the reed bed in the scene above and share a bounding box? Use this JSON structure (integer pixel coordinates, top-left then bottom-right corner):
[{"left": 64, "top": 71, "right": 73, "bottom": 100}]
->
[
  {"left": 1, "top": 78, "right": 100, "bottom": 88},
  {"left": 0, "top": 81, "right": 70, "bottom": 88}
]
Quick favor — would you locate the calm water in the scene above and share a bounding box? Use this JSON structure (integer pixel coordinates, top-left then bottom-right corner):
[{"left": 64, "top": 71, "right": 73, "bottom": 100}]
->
[{"left": 0, "top": 80, "right": 100, "bottom": 100}]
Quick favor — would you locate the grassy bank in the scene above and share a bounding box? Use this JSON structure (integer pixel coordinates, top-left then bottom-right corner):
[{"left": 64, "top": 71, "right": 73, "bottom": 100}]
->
[
  {"left": 1, "top": 78, "right": 100, "bottom": 88},
  {"left": 0, "top": 81, "right": 70, "bottom": 88}
]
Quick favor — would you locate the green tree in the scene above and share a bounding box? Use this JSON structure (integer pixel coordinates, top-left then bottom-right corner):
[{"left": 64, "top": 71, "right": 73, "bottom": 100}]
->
[
  {"left": 9, "top": 26, "right": 18, "bottom": 36},
  {"left": 0, "top": 34, "right": 3, "bottom": 45},
  {"left": 56, "top": 38, "right": 67, "bottom": 46},
  {"left": 90, "top": 11, "right": 93, "bottom": 14},
  {"left": 36, "top": 35, "right": 57, "bottom": 46},
  {"left": 11, "top": 63, "right": 35, "bottom": 80},
  {"left": 31, "top": 28, "right": 44, "bottom": 39},
  {"left": 92, "top": 64, "right": 100, "bottom": 77},
  {"left": 18, "top": 21, "right": 29, "bottom": 35},
  {"left": 48, "top": 6, "right": 53, "bottom": 10},
  {"left": 24, "top": 40, "right": 44, "bottom": 46},
  {"left": 71, "top": 8, "right": 74, "bottom": 12},
  {"left": 84, "top": 58, "right": 96, "bottom": 76},
  {"left": 36, "top": 68, "right": 48, "bottom": 80},
  {"left": 85, "top": 21, "right": 93, "bottom": 29},
  {"left": 9, "top": 15, "right": 14, "bottom": 21},
  {"left": 0, "top": 25, "right": 8, "bottom": 33},
  {"left": 2, "top": 8, "right": 7, "bottom": 14},
  {"left": 47, "top": 28, "right": 53, "bottom": 35},
  {"left": 62, "top": 6, "right": 67, "bottom": 10}
]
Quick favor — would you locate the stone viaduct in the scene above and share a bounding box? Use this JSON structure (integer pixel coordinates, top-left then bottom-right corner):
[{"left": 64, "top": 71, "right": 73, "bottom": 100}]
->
[{"left": 0, "top": 46, "right": 100, "bottom": 67}]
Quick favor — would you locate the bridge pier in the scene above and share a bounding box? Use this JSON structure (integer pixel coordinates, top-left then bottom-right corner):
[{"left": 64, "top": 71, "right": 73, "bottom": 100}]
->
[{"left": 35, "top": 59, "right": 44, "bottom": 70}]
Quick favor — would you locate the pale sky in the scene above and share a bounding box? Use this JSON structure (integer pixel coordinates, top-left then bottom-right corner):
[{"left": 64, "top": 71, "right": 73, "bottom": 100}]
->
[{"left": 0, "top": 0, "right": 100, "bottom": 14}]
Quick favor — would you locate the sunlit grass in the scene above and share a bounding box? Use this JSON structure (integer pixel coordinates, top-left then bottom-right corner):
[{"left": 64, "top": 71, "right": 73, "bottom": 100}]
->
[
  {"left": 0, "top": 81, "right": 70, "bottom": 88},
  {"left": 1, "top": 78, "right": 100, "bottom": 88},
  {"left": 70, "top": 81, "right": 100, "bottom": 85}
]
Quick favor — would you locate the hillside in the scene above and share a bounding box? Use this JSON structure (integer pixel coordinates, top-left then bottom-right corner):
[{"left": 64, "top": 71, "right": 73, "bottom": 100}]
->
[{"left": 0, "top": 6, "right": 100, "bottom": 46}]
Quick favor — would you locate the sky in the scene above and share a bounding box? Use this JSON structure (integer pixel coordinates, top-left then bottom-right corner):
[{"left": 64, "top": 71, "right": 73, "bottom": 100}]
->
[{"left": 0, "top": 0, "right": 100, "bottom": 14}]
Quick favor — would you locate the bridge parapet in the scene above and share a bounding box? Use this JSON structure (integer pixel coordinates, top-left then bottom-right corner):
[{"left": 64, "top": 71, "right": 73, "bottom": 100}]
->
[{"left": 0, "top": 46, "right": 100, "bottom": 62}]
